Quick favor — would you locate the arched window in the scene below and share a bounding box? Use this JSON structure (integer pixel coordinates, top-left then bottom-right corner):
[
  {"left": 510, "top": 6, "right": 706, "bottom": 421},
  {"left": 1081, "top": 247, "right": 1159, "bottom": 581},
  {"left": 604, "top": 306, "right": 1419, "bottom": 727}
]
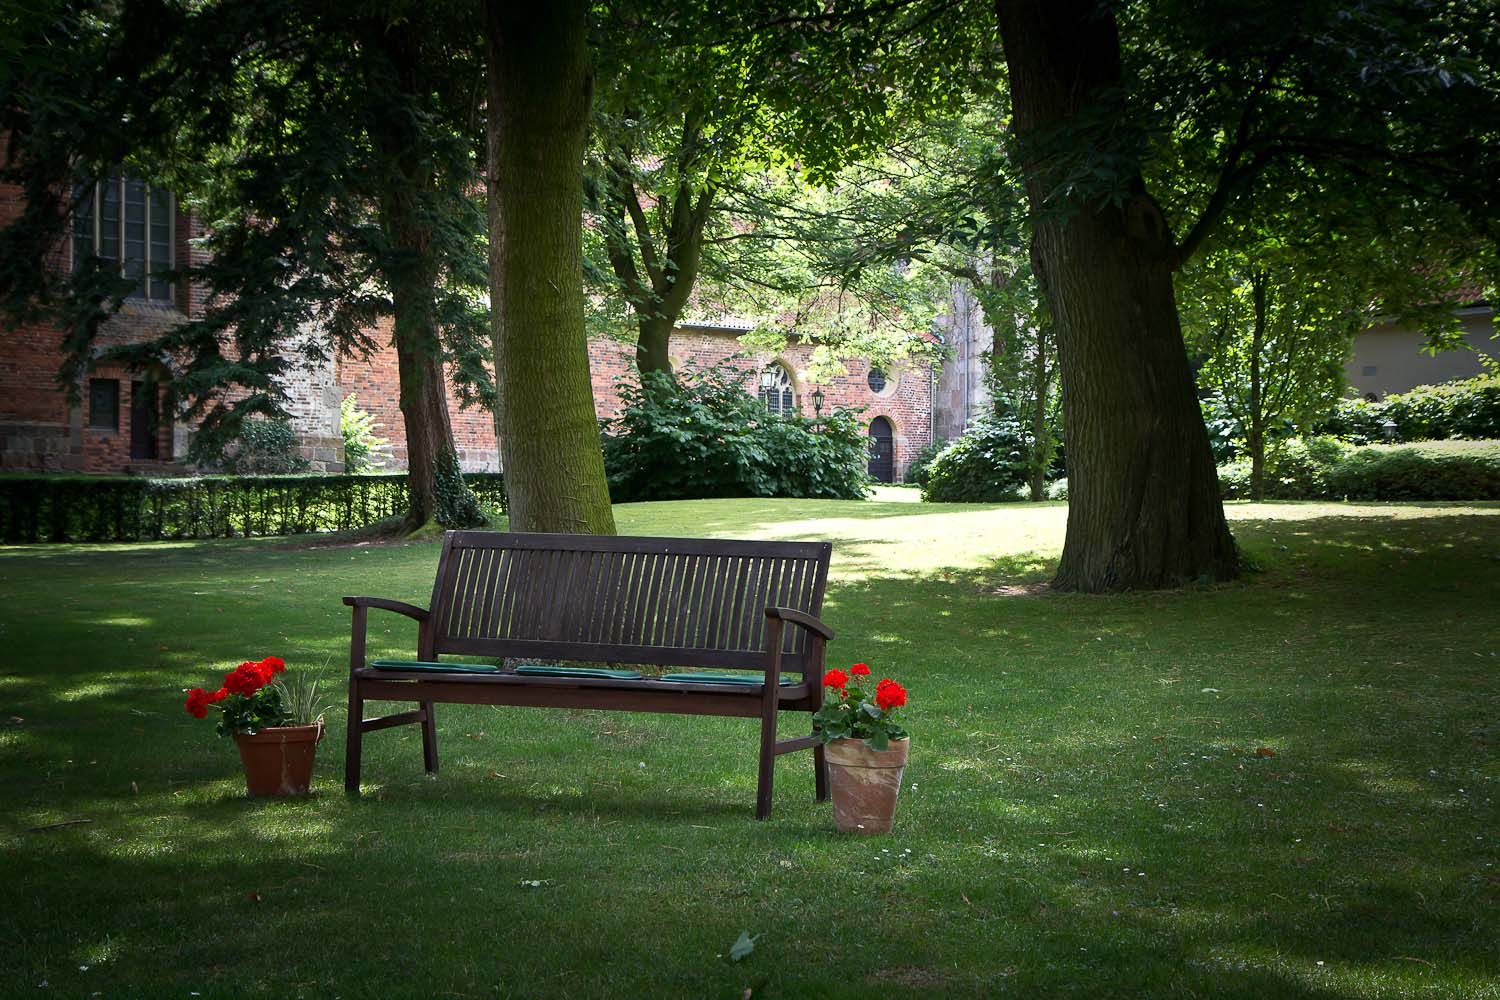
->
[{"left": 757, "top": 364, "right": 796, "bottom": 417}]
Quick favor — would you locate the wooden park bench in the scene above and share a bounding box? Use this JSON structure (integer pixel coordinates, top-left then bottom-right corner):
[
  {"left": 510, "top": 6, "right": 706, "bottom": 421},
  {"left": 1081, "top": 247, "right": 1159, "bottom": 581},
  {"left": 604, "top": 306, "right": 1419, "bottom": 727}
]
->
[{"left": 343, "top": 530, "right": 835, "bottom": 818}]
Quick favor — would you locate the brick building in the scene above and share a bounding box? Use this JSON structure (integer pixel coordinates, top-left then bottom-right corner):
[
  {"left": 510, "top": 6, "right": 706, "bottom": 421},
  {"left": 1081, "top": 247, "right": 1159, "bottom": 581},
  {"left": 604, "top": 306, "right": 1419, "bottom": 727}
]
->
[
  {"left": 3, "top": 173, "right": 940, "bottom": 482},
  {"left": 0, "top": 174, "right": 214, "bottom": 473},
  {"left": 340, "top": 320, "right": 937, "bottom": 482}
]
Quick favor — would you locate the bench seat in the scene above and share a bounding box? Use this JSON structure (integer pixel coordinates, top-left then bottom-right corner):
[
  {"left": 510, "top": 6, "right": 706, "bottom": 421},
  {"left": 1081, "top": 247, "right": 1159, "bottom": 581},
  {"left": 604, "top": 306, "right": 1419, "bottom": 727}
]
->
[{"left": 356, "top": 665, "right": 811, "bottom": 699}]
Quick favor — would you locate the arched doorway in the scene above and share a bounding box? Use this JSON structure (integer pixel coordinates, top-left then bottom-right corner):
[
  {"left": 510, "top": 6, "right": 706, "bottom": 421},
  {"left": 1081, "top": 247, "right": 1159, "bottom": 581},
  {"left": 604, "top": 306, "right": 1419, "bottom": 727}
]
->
[
  {"left": 129, "top": 363, "right": 172, "bottom": 461},
  {"left": 868, "top": 416, "right": 894, "bottom": 483}
]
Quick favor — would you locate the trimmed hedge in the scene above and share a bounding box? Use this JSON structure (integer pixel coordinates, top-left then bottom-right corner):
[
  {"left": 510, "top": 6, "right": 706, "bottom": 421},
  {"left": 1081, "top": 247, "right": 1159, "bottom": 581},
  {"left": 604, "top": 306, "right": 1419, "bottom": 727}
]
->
[
  {"left": 1318, "top": 375, "right": 1500, "bottom": 443},
  {"left": 1219, "top": 439, "right": 1500, "bottom": 501},
  {"left": 0, "top": 472, "right": 507, "bottom": 543},
  {"left": 1326, "top": 443, "right": 1500, "bottom": 501}
]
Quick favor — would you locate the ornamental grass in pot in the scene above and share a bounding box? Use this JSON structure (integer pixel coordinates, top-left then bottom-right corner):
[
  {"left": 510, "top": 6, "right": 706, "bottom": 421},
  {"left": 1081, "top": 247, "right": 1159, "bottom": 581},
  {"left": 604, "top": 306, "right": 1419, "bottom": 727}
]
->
[
  {"left": 812, "top": 664, "right": 909, "bottom": 834},
  {"left": 184, "top": 657, "right": 328, "bottom": 797}
]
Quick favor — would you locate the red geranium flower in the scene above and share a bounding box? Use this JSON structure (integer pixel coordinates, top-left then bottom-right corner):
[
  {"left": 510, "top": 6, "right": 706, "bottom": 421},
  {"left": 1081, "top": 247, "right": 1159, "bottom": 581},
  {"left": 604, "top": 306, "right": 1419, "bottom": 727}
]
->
[
  {"left": 223, "top": 660, "right": 271, "bottom": 696},
  {"left": 260, "top": 656, "right": 286, "bottom": 675},
  {"left": 850, "top": 663, "right": 871, "bottom": 676},
  {"left": 184, "top": 688, "right": 211, "bottom": 718},
  {"left": 823, "top": 668, "right": 849, "bottom": 690},
  {"left": 875, "top": 678, "right": 907, "bottom": 711}
]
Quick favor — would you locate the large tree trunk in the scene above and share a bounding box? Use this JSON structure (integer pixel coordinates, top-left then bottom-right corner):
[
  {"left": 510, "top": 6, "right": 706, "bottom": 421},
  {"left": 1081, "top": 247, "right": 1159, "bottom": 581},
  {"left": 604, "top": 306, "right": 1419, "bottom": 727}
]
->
[
  {"left": 996, "top": 0, "right": 1238, "bottom": 591},
  {"left": 484, "top": 1, "right": 616, "bottom": 534}
]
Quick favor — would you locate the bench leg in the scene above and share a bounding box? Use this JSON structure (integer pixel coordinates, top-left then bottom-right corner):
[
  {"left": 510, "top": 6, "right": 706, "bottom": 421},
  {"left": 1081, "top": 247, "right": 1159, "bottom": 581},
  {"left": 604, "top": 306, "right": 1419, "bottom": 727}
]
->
[
  {"left": 345, "top": 682, "right": 364, "bottom": 794},
  {"left": 813, "top": 741, "right": 829, "bottom": 802},
  {"left": 420, "top": 701, "right": 439, "bottom": 774},
  {"left": 756, "top": 712, "right": 777, "bottom": 820}
]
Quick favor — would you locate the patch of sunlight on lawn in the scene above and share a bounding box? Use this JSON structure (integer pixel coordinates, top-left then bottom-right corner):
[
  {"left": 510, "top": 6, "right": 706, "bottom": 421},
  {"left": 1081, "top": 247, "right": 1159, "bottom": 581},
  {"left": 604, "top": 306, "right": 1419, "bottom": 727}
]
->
[
  {"left": 1226, "top": 500, "right": 1500, "bottom": 520},
  {"left": 55, "top": 679, "right": 139, "bottom": 702}
]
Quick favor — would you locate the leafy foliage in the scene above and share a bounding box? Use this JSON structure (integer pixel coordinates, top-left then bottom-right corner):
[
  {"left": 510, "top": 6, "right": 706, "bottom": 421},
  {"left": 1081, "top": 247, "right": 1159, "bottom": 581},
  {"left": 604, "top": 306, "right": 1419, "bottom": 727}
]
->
[
  {"left": 0, "top": 0, "right": 491, "bottom": 529},
  {"left": 432, "top": 449, "right": 485, "bottom": 529},
  {"left": 1198, "top": 393, "right": 1241, "bottom": 464},
  {"left": 1326, "top": 444, "right": 1500, "bottom": 501},
  {"left": 1217, "top": 437, "right": 1348, "bottom": 501},
  {"left": 1218, "top": 439, "right": 1500, "bottom": 501},
  {"left": 184, "top": 656, "right": 292, "bottom": 736},
  {"left": 812, "top": 664, "right": 908, "bottom": 751},
  {"left": 601, "top": 369, "right": 869, "bottom": 502},
  {"left": 920, "top": 415, "right": 1029, "bottom": 503},
  {"left": 903, "top": 438, "right": 948, "bottom": 487},
  {"left": 339, "top": 394, "right": 389, "bottom": 473},
  {"left": 221, "top": 417, "right": 308, "bottom": 475},
  {"left": 272, "top": 670, "right": 335, "bottom": 727},
  {"left": 1317, "top": 376, "right": 1500, "bottom": 444}
]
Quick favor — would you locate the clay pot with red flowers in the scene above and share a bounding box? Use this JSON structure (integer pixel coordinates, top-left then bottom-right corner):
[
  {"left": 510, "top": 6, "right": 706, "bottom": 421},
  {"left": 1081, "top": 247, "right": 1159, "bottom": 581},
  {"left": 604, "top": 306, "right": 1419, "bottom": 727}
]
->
[
  {"left": 813, "top": 664, "right": 910, "bottom": 835},
  {"left": 184, "top": 657, "right": 327, "bottom": 797}
]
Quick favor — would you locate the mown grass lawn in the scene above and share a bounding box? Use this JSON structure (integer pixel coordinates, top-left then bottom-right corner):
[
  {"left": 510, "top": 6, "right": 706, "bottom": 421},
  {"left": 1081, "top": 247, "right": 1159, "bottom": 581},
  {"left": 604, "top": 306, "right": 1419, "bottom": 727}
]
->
[{"left": 2, "top": 498, "right": 1498, "bottom": 998}]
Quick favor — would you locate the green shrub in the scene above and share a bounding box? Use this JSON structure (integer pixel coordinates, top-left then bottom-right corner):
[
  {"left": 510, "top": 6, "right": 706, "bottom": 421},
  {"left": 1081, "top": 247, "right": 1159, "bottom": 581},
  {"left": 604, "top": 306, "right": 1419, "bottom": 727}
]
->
[
  {"left": 340, "top": 393, "right": 389, "bottom": 472},
  {"left": 0, "top": 471, "right": 506, "bottom": 543},
  {"left": 1217, "top": 438, "right": 1500, "bottom": 501},
  {"left": 1325, "top": 444, "right": 1500, "bottom": 501},
  {"left": 1199, "top": 393, "right": 1240, "bottom": 464},
  {"left": 223, "top": 417, "right": 309, "bottom": 474},
  {"left": 601, "top": 369, "right": 870, "bottom": 502},
  {"left": 905, "top": 438, "right": 948, "bottom": 487},
  {"left": 921, "top": 416, "right": 1029, "bottom": 503},
  {"left": 1319, "top": 375, "right": 1500, "bottom": 443}
]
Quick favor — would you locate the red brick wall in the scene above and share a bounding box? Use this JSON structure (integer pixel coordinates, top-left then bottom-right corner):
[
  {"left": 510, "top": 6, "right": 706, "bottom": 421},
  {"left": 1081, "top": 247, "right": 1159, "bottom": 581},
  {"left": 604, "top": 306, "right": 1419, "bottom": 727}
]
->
[{"left": 336, "top": 318, "right": 498, "bottom": 471}]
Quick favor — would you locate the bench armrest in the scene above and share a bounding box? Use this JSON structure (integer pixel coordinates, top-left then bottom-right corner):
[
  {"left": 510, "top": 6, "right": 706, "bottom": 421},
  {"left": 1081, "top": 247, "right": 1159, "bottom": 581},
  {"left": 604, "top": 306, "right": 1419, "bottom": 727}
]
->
[
  {"left": 765, "top": 606, "right": 834, "bottom": 642},
  {"left": 342, "top": 596, "right": 430, "bottom": 621}
]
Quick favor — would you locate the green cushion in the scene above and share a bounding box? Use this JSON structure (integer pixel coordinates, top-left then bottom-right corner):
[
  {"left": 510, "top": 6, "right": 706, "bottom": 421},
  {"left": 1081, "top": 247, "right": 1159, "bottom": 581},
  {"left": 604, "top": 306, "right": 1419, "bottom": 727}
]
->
[
  {"left": 514, "top": 665, "right": 644, "bottom": 680},
  {"left": 661, "top": 673, "right": 796, "bottom": 687},
  {"left": 369, "top": 659, "right": 501, "bottom": 674}
]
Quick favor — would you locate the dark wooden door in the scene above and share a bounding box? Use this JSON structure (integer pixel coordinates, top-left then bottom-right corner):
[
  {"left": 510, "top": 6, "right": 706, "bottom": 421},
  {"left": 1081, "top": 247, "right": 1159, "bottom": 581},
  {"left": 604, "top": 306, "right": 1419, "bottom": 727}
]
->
[
  {"left": 130, "top": 380, "right": 159, "bottom": 460},
  {"left": 867, "top": 417, "right": 894, "bottom": 483}
]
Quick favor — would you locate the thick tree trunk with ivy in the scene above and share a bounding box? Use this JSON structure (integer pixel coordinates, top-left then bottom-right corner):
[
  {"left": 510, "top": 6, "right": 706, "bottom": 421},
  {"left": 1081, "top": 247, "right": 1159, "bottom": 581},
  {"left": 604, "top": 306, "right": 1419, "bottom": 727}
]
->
[
  {"left": 997, "top": 0, "right": 1238, "bottom": 591},
  {"left": 368, "top": 22, "right": 482, "bottom": 532},
  {"left": 484, "top": 0, "right": 616, "bottom": 534}
]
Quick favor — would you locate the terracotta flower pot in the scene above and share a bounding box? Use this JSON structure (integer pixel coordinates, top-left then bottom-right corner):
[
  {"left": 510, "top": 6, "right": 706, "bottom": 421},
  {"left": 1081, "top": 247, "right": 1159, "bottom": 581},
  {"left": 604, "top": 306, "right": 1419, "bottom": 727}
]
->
[
  {"left": 233, "top": 722, "right": 324, "bottom": 797},
  {"left": 825, "top": 737, "right": 909, "bottom": 834}
]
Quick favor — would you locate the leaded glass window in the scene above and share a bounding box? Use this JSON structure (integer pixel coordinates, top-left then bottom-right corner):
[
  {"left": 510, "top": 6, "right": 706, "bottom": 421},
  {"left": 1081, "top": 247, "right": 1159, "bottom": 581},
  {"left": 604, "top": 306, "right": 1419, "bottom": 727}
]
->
[
  {"left": 757, "top": 364, "right": 796, "bottom": 417},
  {"left": 72, "top": 176, "right": 174, "bottom": 301}
]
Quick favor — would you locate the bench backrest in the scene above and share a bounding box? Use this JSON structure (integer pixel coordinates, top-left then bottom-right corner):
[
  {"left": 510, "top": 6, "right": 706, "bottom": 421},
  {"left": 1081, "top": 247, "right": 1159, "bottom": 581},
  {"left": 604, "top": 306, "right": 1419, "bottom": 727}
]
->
[{"left": 425, "top": 531, "right": 833, "bottom": 673}]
